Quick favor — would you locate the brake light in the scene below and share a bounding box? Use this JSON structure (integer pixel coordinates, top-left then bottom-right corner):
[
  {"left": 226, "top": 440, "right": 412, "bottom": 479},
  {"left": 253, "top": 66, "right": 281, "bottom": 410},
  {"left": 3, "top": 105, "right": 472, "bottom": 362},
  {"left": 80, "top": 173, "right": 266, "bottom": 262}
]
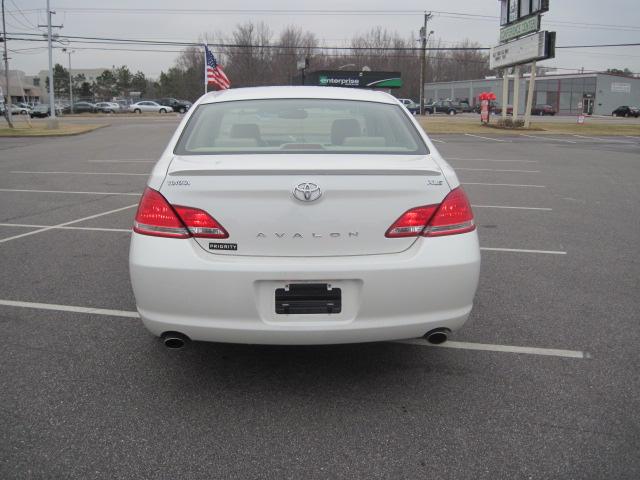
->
[
  {"left": 385, "top": 187, "right": 475, "bottom": 238},
  {"left": 134, "top": 188, "right": 189, "bottom": 238},
  {"left": 133, "top": 188, "right": 228, "bottom": 239}
]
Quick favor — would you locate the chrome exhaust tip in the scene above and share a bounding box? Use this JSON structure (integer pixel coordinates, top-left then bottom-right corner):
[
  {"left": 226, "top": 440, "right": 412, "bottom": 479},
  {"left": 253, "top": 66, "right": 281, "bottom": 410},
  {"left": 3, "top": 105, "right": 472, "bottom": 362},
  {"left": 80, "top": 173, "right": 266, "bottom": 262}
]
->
[
  {"left": 424, "top": 328, "right": 450, "bottom": 345},
  {"left": 161, "top": 332, "right": 190, "bottom": 349}
]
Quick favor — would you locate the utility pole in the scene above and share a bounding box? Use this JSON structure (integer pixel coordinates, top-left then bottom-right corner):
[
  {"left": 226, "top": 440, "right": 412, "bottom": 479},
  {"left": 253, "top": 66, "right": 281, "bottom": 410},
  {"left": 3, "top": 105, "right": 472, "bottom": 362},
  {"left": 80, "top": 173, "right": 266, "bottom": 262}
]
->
[
  {"left": 38, "top": 0, "right": 62, "bottom": 129},
  {"left": 63, "top": 48, "right": 74, "bottom": 113},
  {"left": 419, "top": 12, "right": 432, "bottom": 116},
  {"left": 1, "top": 0, "right": 13, "bottom": 128}
]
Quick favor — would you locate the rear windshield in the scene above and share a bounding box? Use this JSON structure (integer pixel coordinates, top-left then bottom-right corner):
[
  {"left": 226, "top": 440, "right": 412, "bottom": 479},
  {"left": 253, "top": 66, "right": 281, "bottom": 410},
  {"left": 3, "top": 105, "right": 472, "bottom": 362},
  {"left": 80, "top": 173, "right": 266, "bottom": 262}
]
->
[{"left": 173, "top": 98, "right": 428, "bottom": 155}]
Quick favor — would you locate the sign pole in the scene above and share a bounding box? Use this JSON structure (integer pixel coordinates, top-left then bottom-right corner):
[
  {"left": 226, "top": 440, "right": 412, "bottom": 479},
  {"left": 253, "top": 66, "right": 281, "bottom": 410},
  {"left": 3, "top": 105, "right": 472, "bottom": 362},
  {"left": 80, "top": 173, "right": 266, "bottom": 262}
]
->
[
  {"left": 204, "top": 44, "right": 208, "bottom": 94},
  {"left": 512, "top": 65, "right": 520, "bottom": 120},
  {"left": 523, "top": 61, "right": 537, "bottom": 128},
  {"left": 502, "top": 69, "right": 509, "bottom": 120}
]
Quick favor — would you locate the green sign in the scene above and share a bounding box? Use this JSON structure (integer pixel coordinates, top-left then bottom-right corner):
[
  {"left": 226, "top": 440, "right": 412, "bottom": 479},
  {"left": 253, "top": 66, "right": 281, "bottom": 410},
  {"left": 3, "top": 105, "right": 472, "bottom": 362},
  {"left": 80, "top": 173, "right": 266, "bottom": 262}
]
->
[{"left": 499, "top": 15, "right": 540, "bottom": 43}]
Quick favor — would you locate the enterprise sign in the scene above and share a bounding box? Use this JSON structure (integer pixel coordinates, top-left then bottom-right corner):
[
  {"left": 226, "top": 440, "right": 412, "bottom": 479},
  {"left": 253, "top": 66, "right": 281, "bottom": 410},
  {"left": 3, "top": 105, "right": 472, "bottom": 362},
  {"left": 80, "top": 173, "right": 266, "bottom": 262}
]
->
[
  {"left": 490, "top": 31, "right": 555, "bottom": 69},
  {"left": 500, "top": 15, "right": 541, "bottom": 43}
]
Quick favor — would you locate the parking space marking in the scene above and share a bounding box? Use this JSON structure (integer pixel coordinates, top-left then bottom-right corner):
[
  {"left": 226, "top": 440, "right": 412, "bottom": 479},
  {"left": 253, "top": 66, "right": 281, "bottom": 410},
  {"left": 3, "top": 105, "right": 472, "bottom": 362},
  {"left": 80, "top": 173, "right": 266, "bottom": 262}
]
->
[
  {"left": 0, "top": 223, "right": 131, "bottom": 233},
  {"left": 396, "top": 338, "right": 587, "bottom": 359},
  {"left": 456, "top": 167, "right": 540, "bottom": 173},
  {"left": 0, "top": 188, "right": 141, "bottom": 196},
  {"left": 472, "top": 204, "right": 552, "bottom": 211},
  {"left": 519, "top": 134, "right": 577, "bottom": 144},
  {"left": 88, "top": 160, "right": 156, "bottom": 163},
  {"left": 481, "top": 247, "right": 566, "bottom": 255},
  {"left": 624, "top": 136, "right": 640, "bottom": 140},
  {"left": 0, "top": 299, "right": 139, "bottom": 318},
  {"left": 572, "top": 135, "right": 634, "bottom": 144},
  {"left": 0, "top": 299, "right": 587, "bottom": 359},
  {"left": 0, "top": 204, "right": 138, "bottom": 244},
  {"left": 430, "top": 138, "right": 446, "bottom": 144},
  {"left": 464, "top": 134, "right": 509, "bottom": 142},
  {"left": 446, "top": 157, "right": 538, "bottom": 163},
  {"left": 11, "top": 171, "right": 149, "bottom": 176},
  {"left": 462, "top": 182, "right": 546, "bottom": 188}
]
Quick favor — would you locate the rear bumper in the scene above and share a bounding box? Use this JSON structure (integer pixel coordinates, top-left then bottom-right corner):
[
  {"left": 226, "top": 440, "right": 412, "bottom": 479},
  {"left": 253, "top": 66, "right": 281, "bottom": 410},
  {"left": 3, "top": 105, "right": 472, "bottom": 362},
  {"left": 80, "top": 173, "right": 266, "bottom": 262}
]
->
[{"left": 129, "top": 232, "right": 481, "bottom": 345}]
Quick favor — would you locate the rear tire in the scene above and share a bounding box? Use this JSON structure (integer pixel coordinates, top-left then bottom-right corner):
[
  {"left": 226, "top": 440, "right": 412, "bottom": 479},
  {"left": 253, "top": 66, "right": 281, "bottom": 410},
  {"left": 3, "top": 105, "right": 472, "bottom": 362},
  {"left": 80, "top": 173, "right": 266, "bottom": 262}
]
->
[
  {"left": 179, "top": 107, "right": 186, "bottom": 113},
  {"left": 449, "top": 110, "right": 456, "bottom": 115},
  {"left": 134, "top": 109, "right": 141, "bottom": 114}
]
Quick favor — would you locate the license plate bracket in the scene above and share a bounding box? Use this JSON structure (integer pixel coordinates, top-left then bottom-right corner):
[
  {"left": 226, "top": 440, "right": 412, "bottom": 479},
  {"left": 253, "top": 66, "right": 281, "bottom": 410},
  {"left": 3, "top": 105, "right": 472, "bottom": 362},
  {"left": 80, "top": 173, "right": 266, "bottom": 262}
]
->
[{"left": 275, "top": 283, "right": 342, "bottom": 315}]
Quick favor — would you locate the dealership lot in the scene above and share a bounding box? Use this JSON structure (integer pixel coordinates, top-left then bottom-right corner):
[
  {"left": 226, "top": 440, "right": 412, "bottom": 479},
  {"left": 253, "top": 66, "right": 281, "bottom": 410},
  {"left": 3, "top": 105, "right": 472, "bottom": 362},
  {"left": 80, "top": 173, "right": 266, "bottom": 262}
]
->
[{"left": 1, "top": 118, "right": 639, "bottom": 479}]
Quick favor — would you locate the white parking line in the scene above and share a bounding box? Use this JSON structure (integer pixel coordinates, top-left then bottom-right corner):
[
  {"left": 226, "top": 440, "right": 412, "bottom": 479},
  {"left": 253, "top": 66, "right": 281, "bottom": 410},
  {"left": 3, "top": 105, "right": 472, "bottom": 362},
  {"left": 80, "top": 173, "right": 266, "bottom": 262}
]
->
[
  {"left": 624, "top": 136, "right": 640, "bottom": 140},
  {"left": 464, "top": 134, "right": 509, "bottom": 142},
  {"left": 88, "top": 160, "right": 156, "bottom": 163},
  {"left": 396, "top": 338, "right": 587, "bottom": 359},
  {"left": 430, "top": 138, "right": 447, "bottom": 144},
  {"left": 519, "top": 134, "right": 577, "bottom": 144},
  {"left": 447, "top": 157, "right": 538, "bottom": 163},
  {"left": 0, "top": 299, "right": 587, "bottom": 358},
  {"left": 11, "top": 171, "right": 149, "bottom": 176},
  {"left": 0, "top": 223, "right": 131, "bottom": 233},
  {"left": 481, "top": 247, "right": 566, "bottom": 255},
  {"left": 0, "top": 188, "right": 141, "bottom": 196},
  {"left": 0, "top": 299, "right": 139, "bottom": 318},
  {"left": 572, "top": 135, "right": 634, "bottom": 144},
  {"left": 472, "top": 205, "right": 552, "bottom": 211},
  {"left": 462, "top": 182, "right": 546, "bottom": 188},
  {"left": 0, "top": 204, "right": 138, "bottom": 244},
  {"left": 456, "top": 167, "right": 540, "bottom": 173}
]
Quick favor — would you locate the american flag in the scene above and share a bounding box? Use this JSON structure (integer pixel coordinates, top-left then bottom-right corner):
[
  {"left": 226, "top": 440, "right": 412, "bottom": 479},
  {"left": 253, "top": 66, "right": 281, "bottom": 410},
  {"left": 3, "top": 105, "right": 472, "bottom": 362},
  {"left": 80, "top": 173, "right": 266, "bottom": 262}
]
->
[{"left": 205, "top": 45, "right": 230, "bottom": 90}]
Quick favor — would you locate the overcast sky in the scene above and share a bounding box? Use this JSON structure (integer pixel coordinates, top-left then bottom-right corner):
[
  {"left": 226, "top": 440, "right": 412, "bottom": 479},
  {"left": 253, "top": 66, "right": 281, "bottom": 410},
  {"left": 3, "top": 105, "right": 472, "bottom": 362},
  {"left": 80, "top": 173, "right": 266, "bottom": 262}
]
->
[{"left": 6, "top": 0, "right": 640, "bottom": 77}]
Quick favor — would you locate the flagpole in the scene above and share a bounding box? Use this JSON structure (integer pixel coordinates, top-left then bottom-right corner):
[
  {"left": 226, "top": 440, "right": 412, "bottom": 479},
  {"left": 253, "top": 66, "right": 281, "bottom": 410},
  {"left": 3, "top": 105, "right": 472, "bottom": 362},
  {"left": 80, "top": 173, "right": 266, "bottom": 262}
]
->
[{"left": 204, "top": 43, "right": 208, "bottom": 94}]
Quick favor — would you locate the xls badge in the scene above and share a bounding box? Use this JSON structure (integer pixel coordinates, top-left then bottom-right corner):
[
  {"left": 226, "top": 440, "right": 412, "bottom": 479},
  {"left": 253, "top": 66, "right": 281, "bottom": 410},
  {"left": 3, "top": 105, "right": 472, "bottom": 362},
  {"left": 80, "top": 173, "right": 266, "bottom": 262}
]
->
[{"left": 209, "top": 243, "right": 238, "bottom": 251}]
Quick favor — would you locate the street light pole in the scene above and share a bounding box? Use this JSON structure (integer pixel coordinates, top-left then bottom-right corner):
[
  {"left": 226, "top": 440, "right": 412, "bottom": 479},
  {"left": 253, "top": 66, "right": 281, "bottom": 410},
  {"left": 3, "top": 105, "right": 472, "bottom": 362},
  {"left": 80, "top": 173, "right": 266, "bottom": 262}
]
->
[
  {"left": 63, "top": 48, "right": 74, "bottom": 113},
  {"left": 1, "top": 0, "right": 14, "bottom": 127},
  {"left": 419, "top": 12, "right": 432, "bottom": 116}
]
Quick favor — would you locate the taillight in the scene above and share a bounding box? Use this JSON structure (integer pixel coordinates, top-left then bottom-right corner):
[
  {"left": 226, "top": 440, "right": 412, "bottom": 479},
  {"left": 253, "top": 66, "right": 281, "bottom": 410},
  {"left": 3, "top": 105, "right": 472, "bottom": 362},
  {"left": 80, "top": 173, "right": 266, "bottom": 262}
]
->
[
  {"left": 133, "top": 187, "right": 228, "bottom": 239},
  {"left": 134, "top": 188, "right": 189, "bottom": 238},
  {"left": 385, "top": 205, "right": 438, "bottom": 238},
  {"left": 385, "top": 187, "right": 475, "bottom": 238},
  {"left": 173, "top": 205, "right": 228, "bottom": 238},
  {"left": 424, "top": 187, "right": 475, "bottom": 236}
]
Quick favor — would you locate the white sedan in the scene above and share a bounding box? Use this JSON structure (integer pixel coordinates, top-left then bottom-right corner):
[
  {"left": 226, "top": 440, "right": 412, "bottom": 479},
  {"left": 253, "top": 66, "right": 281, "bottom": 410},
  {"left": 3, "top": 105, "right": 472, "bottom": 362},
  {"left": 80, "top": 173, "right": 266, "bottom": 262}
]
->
[
  {"left": 128, "top": 101, "right": 172, "bottom": 114},
  {"left": 129, "top": 86, "right": 480, "bottom": 348}
]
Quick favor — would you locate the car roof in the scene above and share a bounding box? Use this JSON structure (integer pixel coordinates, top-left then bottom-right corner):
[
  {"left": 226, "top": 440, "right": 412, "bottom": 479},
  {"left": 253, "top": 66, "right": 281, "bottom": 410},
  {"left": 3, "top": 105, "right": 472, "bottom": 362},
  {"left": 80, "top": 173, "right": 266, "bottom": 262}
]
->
[{"left": 200, "top": 86, "right": 397, "bottom": 105}]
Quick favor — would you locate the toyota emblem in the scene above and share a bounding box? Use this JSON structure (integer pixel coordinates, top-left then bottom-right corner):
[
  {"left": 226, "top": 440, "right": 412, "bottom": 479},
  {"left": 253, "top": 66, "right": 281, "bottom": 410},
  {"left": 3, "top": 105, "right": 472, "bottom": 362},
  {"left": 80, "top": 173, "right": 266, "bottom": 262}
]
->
[{"left": 293, "top": 182, "right": 322, "bottom": 202}]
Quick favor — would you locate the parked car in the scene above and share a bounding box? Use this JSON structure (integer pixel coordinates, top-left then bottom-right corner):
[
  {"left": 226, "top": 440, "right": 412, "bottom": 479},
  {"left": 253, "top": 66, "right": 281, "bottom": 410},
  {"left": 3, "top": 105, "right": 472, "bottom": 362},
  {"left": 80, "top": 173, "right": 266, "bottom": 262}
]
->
[
  {"left": 11, "top": 103, "right": 31, "bottom": 115},
  {"left": 397, "top": 98, "right": 419, "bottom": 114},
  {"left": 65, "top": 101, "right": 97, "bottom": 113},
  {"left": 155, "top": 97, "right": 192, "bottom": 114},
  {"left": 29, "top": 104, "right": 61, "bottom": 118},
  {"left": 612, "top": 106, "right": 639, "bottom": 118},
  {"left": 129, "top": 86, "right": 480, "bottom": 348},
  {"left": 95, "top": 102, "right": 121, "bottom": 113},
  {"left": 493, "top": 105, "right": 513, "bottom": 115},
  {"left": 425, "top": 100, "right": 461, "bottom": 115},
  {"left": 531, "top": 104, "right": 557, "bottom": 116},
  {"left": 129, "top": 101, "right": 172, "bottom": 114},
  {"left": 456, "top": 101, "right": 474, "bottom": 113}
]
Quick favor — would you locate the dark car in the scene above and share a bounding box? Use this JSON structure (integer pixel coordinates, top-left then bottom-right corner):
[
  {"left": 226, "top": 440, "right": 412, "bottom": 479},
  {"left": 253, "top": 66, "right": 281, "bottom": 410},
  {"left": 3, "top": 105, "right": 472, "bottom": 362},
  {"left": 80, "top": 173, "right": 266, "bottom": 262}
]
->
[
  {"left": 64, "top": 101, "right": 96, "bottom": 114},
  {"left": 456, "top": 101, "right": 474, "bottom": 113},
  {"left": 155, "top": 98, "right": 192, "bottom": 114},
  {"left": 612, "top": 106, "right": 639, "bottom": 118},
  {"left": 531, "top": 104, "right": 557, "bottom": 116},
  {"left": 425, "top": 100, "right": 461, "bottom": 115}
]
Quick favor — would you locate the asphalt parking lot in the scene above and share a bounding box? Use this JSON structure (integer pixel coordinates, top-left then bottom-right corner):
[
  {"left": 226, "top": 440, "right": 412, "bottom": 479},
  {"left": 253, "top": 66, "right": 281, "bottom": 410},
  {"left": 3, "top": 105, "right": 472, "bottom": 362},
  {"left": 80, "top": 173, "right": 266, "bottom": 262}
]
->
[{"left": 1, "top": 118, "right": 639, "bottom": 479}]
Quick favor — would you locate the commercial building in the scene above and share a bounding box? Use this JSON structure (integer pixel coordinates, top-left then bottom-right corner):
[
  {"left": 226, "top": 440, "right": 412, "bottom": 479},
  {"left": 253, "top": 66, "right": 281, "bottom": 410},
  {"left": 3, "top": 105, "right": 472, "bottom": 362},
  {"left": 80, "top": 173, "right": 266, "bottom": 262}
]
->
[
  {"left": 424, "top": 72, "right": 640, "bottom": 116},
  {"left": 0, "top": 70, "right": 43, "bottom": 104}
]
